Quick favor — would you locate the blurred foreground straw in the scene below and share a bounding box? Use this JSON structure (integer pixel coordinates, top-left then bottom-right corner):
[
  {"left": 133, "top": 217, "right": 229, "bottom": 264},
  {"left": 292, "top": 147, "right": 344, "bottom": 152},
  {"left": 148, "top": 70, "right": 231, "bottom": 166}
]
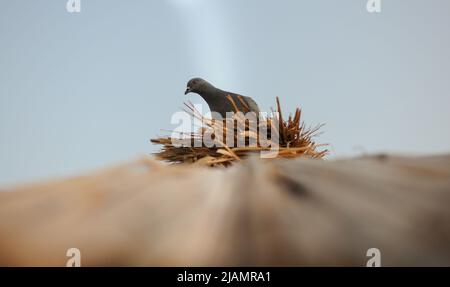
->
[{"left": 0, "top": 154, "right": 449, "bottom": 266}]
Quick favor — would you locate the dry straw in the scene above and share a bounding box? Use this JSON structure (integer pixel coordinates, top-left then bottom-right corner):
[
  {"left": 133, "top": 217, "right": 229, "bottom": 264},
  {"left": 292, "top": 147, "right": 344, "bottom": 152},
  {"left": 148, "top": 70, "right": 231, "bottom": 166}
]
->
[{"left": 151, "top": 96, "right": 327, "bottom": 166}]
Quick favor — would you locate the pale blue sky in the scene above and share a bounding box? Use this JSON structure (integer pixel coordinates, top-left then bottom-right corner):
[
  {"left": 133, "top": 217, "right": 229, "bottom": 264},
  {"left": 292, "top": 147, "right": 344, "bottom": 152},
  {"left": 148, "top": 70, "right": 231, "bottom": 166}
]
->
[{"left": 1, "top": 0, "right": 450, "bottom": 185}]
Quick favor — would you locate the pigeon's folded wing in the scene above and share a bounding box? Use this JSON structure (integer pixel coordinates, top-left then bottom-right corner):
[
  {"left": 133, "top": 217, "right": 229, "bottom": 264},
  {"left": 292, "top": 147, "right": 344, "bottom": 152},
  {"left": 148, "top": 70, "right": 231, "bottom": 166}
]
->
[{"left": 244, "top": 96, "right": 260, "bottom": 113}]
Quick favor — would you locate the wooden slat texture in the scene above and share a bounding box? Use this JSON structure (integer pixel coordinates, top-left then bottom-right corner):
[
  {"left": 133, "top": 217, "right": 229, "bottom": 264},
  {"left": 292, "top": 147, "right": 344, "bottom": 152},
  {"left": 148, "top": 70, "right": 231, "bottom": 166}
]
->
[{"left": 0, "top": 155, "right": 449, "bottom": 266}]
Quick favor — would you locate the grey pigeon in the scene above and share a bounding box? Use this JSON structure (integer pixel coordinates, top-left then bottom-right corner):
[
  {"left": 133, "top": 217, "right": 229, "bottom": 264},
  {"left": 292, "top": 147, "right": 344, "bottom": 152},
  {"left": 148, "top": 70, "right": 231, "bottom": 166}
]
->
[{"left": 184, "top": 78, "right": 260, "bottom": 119}]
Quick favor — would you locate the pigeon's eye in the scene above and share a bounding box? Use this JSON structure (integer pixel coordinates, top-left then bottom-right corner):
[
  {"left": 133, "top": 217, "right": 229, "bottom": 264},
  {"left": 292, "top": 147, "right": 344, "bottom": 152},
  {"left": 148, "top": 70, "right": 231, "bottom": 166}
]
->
[{"left": 192, "top": 80, "right": 197, "bottom": 85}]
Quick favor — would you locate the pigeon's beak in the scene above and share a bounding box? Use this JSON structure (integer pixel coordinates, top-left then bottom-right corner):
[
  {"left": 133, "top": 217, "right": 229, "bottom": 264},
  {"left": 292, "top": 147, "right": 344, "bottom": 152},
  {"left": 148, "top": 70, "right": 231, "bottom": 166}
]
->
[{"left": 184, "top": 87, "right": 191, "bottom": 95}]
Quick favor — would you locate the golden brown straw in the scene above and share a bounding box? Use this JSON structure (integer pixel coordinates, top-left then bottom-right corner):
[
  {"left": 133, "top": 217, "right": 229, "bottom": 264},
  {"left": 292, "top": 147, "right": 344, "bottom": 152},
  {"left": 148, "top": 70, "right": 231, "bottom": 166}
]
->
[{"left": 151, "top": 97, "right": 327, "bottom": 166}]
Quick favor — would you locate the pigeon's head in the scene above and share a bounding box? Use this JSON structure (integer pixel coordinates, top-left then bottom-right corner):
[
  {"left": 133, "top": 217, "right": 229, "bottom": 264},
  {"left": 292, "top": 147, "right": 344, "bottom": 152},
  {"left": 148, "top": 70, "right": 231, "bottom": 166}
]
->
[{"left": 185, "top": 78, "right": 208, "bottom": 95}]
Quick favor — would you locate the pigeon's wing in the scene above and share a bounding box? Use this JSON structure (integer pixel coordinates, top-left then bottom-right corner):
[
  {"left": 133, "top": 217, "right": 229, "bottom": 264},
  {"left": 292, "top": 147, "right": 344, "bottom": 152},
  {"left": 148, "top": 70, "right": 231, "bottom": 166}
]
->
[
  {"left": 243, "top": 96, "right": 260, "bottom": 113},
  {"left": 226, "top": 92, "right": 260, "bottom": 114}
]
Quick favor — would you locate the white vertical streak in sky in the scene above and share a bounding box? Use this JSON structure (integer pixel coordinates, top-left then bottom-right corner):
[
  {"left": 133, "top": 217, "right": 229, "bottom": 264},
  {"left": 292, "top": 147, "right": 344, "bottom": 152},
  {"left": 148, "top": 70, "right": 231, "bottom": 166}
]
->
[{"left": 167, "top": 0, "right": 238, "bottom": 87}]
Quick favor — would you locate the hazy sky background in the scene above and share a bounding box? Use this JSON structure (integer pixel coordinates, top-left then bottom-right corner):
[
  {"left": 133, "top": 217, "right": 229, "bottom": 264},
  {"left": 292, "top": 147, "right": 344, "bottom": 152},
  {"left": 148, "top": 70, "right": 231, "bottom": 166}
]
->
[{"left": 1, "top": 0, "right": 449, "bottom": 185}]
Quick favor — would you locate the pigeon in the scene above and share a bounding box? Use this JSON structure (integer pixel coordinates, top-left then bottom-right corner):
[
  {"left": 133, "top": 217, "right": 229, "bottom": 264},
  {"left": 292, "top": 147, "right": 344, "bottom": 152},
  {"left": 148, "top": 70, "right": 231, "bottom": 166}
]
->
[{"left": 184, "top": 78, "right": 260, "bottom": 119}]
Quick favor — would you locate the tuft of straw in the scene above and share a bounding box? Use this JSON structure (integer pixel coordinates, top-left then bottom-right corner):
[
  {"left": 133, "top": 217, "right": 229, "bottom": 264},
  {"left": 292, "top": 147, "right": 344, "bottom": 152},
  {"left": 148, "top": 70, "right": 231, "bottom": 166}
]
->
[{"left": 151, "top": 97, "right": 328, "bottom": 166}]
